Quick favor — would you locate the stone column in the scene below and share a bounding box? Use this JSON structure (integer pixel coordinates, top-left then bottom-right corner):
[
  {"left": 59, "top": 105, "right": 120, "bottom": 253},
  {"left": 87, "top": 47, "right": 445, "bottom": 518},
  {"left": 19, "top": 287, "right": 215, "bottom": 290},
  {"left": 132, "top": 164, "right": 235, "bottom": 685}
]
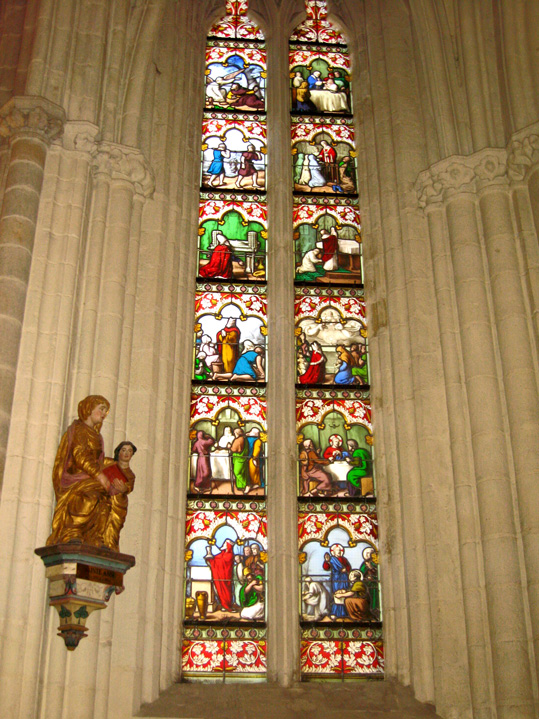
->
[
  {"left": 265, "top": 15, "right": 299, "bottom": 686},
  {"left": 416, "top": 150, "right": 537, "bottom": 719},
  {"left": 70, "top": 141, "right": 154, "bottom": 446},
  {"left": 0, "top": 95, "right": 65, "bottom": 481},
  {"left": 417, "top": 188, "right": 492, "bottom": 719}
]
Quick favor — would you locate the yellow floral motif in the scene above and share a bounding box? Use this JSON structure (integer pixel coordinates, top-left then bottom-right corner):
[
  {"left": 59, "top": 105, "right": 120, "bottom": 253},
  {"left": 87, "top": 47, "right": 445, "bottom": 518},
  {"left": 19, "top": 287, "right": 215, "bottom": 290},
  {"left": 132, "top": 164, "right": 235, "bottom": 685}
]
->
[{"left": 299, "top": 552, "right": 307, "bottom": 564}]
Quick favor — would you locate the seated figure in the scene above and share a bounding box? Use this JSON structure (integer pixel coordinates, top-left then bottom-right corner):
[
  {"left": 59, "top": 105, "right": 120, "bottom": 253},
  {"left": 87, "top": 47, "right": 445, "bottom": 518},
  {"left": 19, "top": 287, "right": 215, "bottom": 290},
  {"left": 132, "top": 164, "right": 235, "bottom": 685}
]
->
[{"left": 46, "top": 395, "right": 136, "bottom": 552}]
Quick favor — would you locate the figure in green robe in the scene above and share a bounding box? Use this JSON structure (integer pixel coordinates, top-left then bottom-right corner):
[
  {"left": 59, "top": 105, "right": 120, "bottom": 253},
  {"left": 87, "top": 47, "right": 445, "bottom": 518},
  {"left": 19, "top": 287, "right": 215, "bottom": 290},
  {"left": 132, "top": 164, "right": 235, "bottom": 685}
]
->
[
  {"left": 230, "top": 428, "right": 249, "bottom": 493},
  {"left": 345, "top": 439, "right": 372, "bottom": 497},
  {"left": 359, "top": 547, "right": 380, "bottom": 617}
]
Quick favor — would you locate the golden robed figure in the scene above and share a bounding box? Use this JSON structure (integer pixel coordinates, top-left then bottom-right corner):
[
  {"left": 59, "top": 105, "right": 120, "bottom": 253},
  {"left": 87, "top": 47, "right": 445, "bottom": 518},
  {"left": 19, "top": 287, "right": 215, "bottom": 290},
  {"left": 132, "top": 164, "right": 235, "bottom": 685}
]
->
[{"left": 47, "top": 395, "right": 136, "bottom": 552}]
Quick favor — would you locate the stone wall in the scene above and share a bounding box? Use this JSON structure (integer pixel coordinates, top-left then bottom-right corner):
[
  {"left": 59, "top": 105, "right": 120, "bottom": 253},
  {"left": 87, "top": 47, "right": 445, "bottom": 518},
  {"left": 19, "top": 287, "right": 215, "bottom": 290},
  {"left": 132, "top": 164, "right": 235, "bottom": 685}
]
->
[{"left": 0, "top": 1, "right": 537, "bottom": 718}]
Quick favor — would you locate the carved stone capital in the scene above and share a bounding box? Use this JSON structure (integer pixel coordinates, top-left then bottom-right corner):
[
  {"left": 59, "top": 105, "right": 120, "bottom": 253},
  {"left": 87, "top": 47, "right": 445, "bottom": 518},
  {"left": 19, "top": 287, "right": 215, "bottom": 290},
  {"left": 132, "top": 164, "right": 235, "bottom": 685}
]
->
[
  {"left": 415, "top": 149, "right": 507, "bottom": 209},
  {"left": 91, "top": 141, "right": 155, "bottom": 198},
  {"left": 507, "top": 121, "right": 539, "bottom": 182},
  {"left": 0, "top": 96, "right": 66, "bottom": 144},
  {"left": 60, "top": 121, "right": 100, "bottom": 154}
]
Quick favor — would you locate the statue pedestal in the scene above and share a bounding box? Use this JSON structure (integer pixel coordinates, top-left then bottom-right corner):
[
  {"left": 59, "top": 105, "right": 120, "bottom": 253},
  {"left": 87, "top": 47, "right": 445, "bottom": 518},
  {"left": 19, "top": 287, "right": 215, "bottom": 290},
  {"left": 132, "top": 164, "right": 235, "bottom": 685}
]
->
[{"left": 35, "top": 542, "right": 135, "bottom": 650}]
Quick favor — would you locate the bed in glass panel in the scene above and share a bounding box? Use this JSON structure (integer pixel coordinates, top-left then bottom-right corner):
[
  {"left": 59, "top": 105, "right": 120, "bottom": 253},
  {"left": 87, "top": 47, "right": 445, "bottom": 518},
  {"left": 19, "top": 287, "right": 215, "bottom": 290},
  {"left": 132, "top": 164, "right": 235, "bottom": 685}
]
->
[
  {"left": 198, "top": 195, "right": 267, "bottom": 282},
  {"left": 292, "top": 117, "right": 356, "bottom": 195},
  {"left": 193, "top": 282, "right": 267, "bottom": 384},
  {"left": 296, "top": 390, "right": 373, "bottom": 499},
  {"left": 189, "top": 385, "right": 266, "bottom": 497},
  {"left": 295, "top": 288, "right": 368, "bottom": 387},
  {"left": 290, "top": 47, "right": 351, "bottom": 115},
  {"left": 294, "top": 198, "right": 361, "bottom": 285}
]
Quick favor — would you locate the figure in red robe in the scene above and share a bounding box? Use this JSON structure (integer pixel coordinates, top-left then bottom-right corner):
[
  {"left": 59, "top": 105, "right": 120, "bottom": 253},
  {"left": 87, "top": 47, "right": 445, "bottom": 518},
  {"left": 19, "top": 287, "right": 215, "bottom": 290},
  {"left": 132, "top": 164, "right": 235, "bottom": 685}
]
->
[
  {"left": 318, "top": 140, "right": 338, "bottom": 183},
  {"left": 205, "top": 539, "right": 235, "bottom": 611},
  {"left": 299, "top": 341, "right": 327, "bottom": 384},
  {"left": 318, "top": 227, "right": 338, "bottom": 265},
  {"left": 199, "top": 235, "right": 233, "bottom": 279}
]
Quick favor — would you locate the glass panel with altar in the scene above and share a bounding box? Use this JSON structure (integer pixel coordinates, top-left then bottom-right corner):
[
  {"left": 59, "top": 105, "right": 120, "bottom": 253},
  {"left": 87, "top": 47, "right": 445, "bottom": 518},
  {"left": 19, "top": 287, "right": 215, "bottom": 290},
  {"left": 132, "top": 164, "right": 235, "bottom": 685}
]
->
[
  {"left": 194, "top": 282, "right": 267, "bottom": 384},
  {"left": 292, "top": 117, "right": 356, "bottom": 195},
  {"left": 290, "top": 47, "right": 351, "bottom": 115},
  {"left": 290, "top": 0, "right": 347, "bottom": 45},
  {"left": 202, "top": 113, "right": 266, "bottom": 192},
  {"left": 298, "top": 500, "right": 380, "bottom": 625},
  {"left": 209, "top": 0, "right": 265, "bottom": 42},
  {"left": 206, "top": 43, "right": 266, "bottom": 112},
  {"left": 198, "top": 194, "right": 267, "bottom": 282},
  {"left": 294, "top": 197, "right": 361, "bottom": 285},
  {"left": 189, "top": 385, "right": 267, "bottom": 497},
  {"left": 295, "top": 288, "right": 368, "bottom": 387},
  {"left": 184, "top": 498, "right": 267, "bottom": 626},
  {"left": 296, "top": 389, "right": 373, "bottom": 499}
]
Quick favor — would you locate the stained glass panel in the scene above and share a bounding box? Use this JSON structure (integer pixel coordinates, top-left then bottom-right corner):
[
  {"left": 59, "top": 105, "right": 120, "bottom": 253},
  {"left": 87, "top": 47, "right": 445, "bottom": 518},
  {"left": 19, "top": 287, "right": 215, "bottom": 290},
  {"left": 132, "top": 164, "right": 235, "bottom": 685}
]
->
[
  {"left": 292, "top": 118, "right": 356, "bottom": 194},
  {"left": 290, "top": 0, "right": 346, "bottom": 45},
  {"left": 183, "top": 626, "right": 267, "bottom": 680},
  {"left": 206, "top": 43, "right": 266, "bottom": 111},
  {"left": 301, "top": 629, "right": 384, "bottom": 678},
  {"left": 298, "top": 501, "right": 380, "bottom": 624},
  {"left": 185, "top": 498, "right": 267, "bottom": 625},
  {"left": 290, "top": 48, "right": 351, "bottom": 115},
  {"left": 294, "top": 198, "right": 361, "bottom": 284},
  {"left": 296, "top": 390, "right": 373, "bottom": 498},
  {"left": 190, "top": 386, "right": 266, "bottom": 496},
  {"left": 295, "top": 289, "right": 368, "bottom": 386},
  {"left": 194, "top": 283, "right": 267, "bottom": 384},
  {"left": 202, "top": 113, "right": 266, "bottom": 191},
  {"left": 198, "top": 195, "right": 267, "bottom": 281},
  {"left": 209, "top": 0, "right": 264, "bottom": 41}
]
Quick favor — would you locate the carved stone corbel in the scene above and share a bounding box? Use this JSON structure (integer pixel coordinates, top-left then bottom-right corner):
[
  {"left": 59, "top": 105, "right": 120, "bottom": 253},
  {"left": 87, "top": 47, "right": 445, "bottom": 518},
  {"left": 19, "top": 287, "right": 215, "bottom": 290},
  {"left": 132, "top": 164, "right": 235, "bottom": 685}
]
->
[
  {"left": 507, "top": 121, "right": 539, "bottom": 183},
  {"left": 91, "top": 141, "right": 155, "bottom": 198},
  {"left": 415, "top": 148, "right": 508, "bottom": 209},
  {"left": 0, "top": 95, "right": 66, "bottom": 144}
]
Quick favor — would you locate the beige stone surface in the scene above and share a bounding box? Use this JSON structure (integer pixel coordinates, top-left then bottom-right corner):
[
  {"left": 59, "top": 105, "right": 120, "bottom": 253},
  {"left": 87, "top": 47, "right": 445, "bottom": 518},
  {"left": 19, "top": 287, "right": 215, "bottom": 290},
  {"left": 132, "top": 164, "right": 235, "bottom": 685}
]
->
[
  {"left": 0, "top": 1, "right": 538, "bottom": 718},
  {"left": 137, "top": 681, "right": 442, "bottom": 719}
]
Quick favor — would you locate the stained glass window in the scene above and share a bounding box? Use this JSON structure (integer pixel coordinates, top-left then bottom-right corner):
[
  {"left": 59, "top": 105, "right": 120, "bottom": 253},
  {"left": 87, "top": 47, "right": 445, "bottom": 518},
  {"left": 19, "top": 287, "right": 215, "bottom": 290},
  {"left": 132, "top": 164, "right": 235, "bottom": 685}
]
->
[
  {"left": 295, "top": 289, "right": 368, "bottom": 386},
  {"left": 296, "top": 390, "right": 373, "bottom": 499},
  {"left": 292, "top": 118, "right": 357, "bottom": 195},
  {"left": 291, "top": 0, "right": 382, "bottom": 681},
  {"left": 290, "top": 0, "right": 346, "bottom": 45},
  {"left": 183, "top": 0, "right": 267, "bottom": 682},
  {"left": 190, "top": 386, "right": 266, "bottom": 497},
  {"left": 199, "top": 194, "right": 267, "bottom": 281},
  {"left": 193, "top": 283, "right": 267, "bottom": 384},
  {"left": 294, "top": 197, "right": 361, "bottom": 285},
  {"left": 290, "top": 48, "right": 351, "bottom": 115}
]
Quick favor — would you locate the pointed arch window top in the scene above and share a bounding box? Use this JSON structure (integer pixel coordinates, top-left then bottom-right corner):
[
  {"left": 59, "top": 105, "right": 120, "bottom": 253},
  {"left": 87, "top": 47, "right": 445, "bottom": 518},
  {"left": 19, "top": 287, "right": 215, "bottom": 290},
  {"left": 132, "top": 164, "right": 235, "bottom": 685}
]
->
[
  {"left": 291, "top": 0, "right": 346, "bottom": 45},
  {"left": 210, "top": 0, "right": 264, "bottom": 41}
]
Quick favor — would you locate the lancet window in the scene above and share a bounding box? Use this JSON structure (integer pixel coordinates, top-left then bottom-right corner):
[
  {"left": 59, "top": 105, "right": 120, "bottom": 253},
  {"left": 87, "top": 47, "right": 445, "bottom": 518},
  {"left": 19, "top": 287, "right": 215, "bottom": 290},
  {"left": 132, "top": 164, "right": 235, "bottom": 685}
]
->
[
  {"left": 182, "top": 0, "right": 268, "bottom": 681},
  {"left": 291, "top": 0, "right": 383, "bottom": 680}
]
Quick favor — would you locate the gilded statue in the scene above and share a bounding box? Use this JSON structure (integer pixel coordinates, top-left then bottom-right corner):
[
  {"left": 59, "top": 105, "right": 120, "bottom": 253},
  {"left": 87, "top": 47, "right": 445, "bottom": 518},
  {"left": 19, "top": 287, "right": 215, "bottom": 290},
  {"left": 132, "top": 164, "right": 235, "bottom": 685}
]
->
[{"left": 46, "top": 395, "right": 137, "bottom": 552}]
